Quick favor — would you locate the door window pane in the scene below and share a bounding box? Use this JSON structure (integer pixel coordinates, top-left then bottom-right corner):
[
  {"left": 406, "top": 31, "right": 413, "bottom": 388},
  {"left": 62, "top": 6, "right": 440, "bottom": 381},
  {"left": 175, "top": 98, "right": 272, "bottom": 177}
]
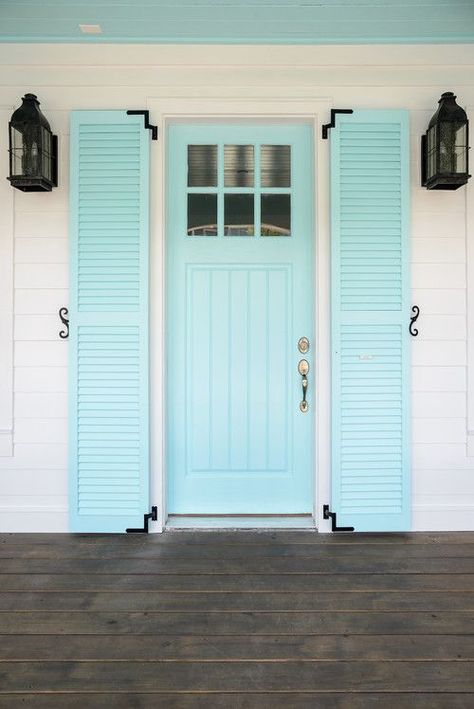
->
[
  {"left": 224, "top": 194, "right": 254, "bottom": 236},
  {"left": 188, "top": 194, "right": 217, "bottom": 236},
  {"left": 261, "top": 145, "right": 291, "bottom": 187},
  {"left": 188, "top": 145, "right": 218, "bottom": 187},
  {"left": 261, "top": 194, "right": 291, "bottom": 236},
  {"left": 224, "top": 145, "right": 254, "bottom": 187}
]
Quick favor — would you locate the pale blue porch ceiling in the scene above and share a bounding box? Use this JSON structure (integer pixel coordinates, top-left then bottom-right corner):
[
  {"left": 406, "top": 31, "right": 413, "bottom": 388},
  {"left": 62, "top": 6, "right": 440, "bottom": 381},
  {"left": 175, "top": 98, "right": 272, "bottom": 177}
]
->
[{"left": 0, "top": 0, "right": 473, "bottom": 44}]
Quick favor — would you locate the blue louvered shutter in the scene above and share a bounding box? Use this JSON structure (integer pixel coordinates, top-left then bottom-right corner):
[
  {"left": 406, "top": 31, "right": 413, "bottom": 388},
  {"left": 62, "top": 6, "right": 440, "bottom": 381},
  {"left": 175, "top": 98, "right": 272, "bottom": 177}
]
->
[
  {"left": 330, "top": 110, "right": 410, "bottom": 532},
  {"left": 69, "top": 111, "right": 149, "bottom": 532}
]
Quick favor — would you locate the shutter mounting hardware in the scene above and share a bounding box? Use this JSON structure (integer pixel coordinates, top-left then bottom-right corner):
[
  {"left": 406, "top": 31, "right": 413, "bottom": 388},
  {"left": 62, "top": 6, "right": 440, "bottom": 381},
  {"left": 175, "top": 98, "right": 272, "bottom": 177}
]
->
[
  {"left": 126, "top": 506, "right": 158, "bottom": 534},
  {"left": 409, "top": 305, "right": 420, "bottom": 337},
  {"left": 126, "top": 110, "right": 158, "bottom": 140},
  {"left": 323, "top": 505, "right": 355, "bottom": 532},
  {"left": 58, "top": 307, "right": 69, "bottom": 339},
  {"left": 322, "top": 109, "right": 354, "bottom": 139}
]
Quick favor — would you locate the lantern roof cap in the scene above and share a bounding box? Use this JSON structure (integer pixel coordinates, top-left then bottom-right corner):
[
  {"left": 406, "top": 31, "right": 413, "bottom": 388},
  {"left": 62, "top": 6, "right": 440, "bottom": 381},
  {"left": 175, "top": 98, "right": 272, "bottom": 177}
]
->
[
  {"left": 10, "top": 93, "right": 51, "bottom": 131},
  {"left": 428, "top": 91, "right": 467, "bottom": 129}
]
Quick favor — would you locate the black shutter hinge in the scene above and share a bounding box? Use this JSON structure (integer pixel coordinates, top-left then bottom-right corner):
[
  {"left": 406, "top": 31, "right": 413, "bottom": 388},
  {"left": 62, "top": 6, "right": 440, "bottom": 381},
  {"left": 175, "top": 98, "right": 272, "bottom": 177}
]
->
[
  {"left": 322, "top": 109, "right": 354, "bottom": 139},
  {"left": 126, "top": 110, "right": 158, "bottom": 140},
  {"left": 323, "top": 504, "right": 354, "bottom": 532},
  {"left": 126, "top": 506, "right": 158, "bottom": 534}
]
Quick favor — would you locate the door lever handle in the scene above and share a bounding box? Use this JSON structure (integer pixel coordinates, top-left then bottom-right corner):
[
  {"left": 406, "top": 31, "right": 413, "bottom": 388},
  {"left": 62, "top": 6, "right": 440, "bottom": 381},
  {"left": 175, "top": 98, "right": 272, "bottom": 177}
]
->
[{"left": 298, "top": 359, "right": 309, "bottom": 413}]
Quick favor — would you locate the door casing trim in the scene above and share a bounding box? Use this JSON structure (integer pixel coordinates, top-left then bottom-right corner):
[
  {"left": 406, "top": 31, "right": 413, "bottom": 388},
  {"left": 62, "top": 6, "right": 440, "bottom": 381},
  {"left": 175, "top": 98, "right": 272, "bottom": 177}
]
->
[{"left": 147, "top": 95, "right": 333, "bottom": 532}]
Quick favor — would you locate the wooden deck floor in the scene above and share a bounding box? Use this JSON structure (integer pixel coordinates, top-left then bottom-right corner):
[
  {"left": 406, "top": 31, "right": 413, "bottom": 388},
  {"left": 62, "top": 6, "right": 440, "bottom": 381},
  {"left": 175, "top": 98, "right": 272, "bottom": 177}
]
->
[{"left": 0, "top": 530, "right": 473, "bottom": 707}]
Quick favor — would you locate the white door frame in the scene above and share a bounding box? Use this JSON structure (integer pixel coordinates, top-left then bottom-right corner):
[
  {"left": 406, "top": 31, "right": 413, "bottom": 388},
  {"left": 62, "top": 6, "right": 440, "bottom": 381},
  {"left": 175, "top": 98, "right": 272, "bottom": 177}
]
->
[{"left": 147, "top": 95, "right": 334, "bottom": 532}]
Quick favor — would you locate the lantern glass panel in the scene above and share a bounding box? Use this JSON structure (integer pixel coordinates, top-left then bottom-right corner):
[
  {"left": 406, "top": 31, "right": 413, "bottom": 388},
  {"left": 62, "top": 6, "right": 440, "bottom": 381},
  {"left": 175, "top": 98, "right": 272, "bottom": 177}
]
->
[
  {"left": 10, "top": 126, "right": 24, "bottom": 175},
  {"left": 27, "top": 125, "right": 40, "bottom": 176},
  {"left": 439, "top": 122, "right": 458, "bottom": 173},
  {"left": 427, "top": 125, "right": 437, "bottom": 180},
  {"left": 41, "top": 126, "right": 52, "bottom": 181},
  {"left": 454, "top": 123, "right": 467, "bottom": 174}
]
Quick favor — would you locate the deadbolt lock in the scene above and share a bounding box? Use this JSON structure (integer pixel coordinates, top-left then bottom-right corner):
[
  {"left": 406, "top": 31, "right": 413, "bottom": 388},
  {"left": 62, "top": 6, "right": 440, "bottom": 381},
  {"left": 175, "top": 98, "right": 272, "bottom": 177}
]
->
[{"left": 298, "top": 337, "right": 310, "bottom": 354}]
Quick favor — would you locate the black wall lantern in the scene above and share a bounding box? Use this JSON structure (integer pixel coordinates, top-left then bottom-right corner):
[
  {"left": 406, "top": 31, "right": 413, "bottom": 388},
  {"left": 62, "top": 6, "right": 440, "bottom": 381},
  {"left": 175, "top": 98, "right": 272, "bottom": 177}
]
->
[
  {"left": 422, "top": 92, "right": 470, "bottom": 190},
  {"left": 7, "top": 93, "right": 58, "bottom": 192}
]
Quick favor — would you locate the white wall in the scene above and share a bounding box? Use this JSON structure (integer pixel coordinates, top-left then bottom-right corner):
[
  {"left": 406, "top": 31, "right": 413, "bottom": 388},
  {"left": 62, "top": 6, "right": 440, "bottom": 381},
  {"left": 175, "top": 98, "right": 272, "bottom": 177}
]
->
[{"left": 0, "top": 43, "right": 473, "bottom": 531}]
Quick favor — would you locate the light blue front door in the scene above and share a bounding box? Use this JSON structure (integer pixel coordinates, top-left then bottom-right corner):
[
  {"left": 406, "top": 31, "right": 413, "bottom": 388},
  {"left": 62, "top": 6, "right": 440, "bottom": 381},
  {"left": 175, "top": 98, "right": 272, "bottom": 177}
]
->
[{"left": 167, "top": 124, "right": 314, "bottom": 514}]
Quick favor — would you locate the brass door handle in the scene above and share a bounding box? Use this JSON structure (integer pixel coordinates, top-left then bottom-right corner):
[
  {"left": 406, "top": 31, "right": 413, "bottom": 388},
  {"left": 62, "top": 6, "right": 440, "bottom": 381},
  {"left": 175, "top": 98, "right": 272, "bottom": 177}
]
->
[{"left": 298, "top": 359, "right": 309, "bottom": 412}]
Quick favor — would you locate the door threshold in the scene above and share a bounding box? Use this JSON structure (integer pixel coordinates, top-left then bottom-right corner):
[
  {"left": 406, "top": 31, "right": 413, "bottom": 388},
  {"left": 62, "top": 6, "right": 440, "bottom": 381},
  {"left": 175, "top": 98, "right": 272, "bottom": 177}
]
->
[{"left": 166, "top": 514, "right": 316, "bottom": 529}]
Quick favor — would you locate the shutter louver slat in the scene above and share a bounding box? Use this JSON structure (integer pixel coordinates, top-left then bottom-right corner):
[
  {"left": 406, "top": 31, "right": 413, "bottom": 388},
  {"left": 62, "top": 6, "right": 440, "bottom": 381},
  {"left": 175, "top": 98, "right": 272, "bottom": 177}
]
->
[
  {"left": 331, "top": 111, "right": 410, "bottom": 532},
  {"left": 69, "top": 111, "right": 149, "bottom": 532}
]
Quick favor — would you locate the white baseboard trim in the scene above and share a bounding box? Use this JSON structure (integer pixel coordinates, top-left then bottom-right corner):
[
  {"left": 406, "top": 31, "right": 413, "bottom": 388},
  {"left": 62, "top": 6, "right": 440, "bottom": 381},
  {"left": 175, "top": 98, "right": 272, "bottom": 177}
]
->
[{"left": 412, "top": 504, "right": 474, "bottom": 531}]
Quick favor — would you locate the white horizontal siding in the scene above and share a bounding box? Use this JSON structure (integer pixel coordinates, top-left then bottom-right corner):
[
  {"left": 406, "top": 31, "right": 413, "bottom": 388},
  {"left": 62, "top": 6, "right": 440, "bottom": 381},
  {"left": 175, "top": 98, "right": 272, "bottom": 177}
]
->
[
  {"left": 15, "top": 419, "right": 68, "bottom": 444},
  {"left": 12, "top": 444, "right": 68, "bottom": 469},
  {"left": 0, "top": 43, "right": 473, "bottom": 530},
  {"left": 413, "top": 418, "right": 466, "bottom": 444},
  {"left": 415, "top": 315, "right": 466, "bottom": 341},
  {"left": 412, "top": 210, "right": 466, "bottom": 239},
  {"left": 411, "top": 238, "right": 465, "bottom": 264},
  {"left": 412, "top": 341, "right": 466, "bottom": 367},
  {"left": 15, "top": 289, "right": 69, "bottom": 315},
  {"left": 412, "top": 263, "right": 466, "bottom": 289},
  {"left": 15, "top": 367, "right": 67, "bottom": 393},
  {"left": 15, "top": 238, "right": 68, "bottom": 264},
  {"left": 412, "top": 366, "right": 466, "bottom": 392},
  {"left": 15, "top": 315, "right": 66, "bottom": 342},
  {"left": 15, "top": 264, "right": 68, "bottom": 289},
  {"left": 0, "top": 469, "right": 67, "bottom": 495},
  {"left": 15, "top": 342, "right": 67, "bottom": 367},
  {"left": 413, "top": 393, "right": 466, "bottom": 419},
  {"left": 412, "top": 288, "right": 465, "bottom": 315},
  {"left": 14, "top": 211, "right": 69, "bottom": 238},
  {"left": 15, "top": 393, "right": 67, "bottom": 419},
  {"left": 413, "top": 444, "right": 473, "bottom": 470}
]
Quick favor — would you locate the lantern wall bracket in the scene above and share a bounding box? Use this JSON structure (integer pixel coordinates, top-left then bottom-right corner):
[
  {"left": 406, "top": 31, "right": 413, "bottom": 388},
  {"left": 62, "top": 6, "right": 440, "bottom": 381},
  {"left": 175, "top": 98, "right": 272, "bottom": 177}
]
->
[
  {"left": 58, "top": 307, "right": 69, "bottom": 339},
  {"left": 126, "top": 110, "right": 158, "bottom": 140},
  {"left": 323, "top": 505, "right": 355, "bottom": 532},
  {"left": 322, "top": 109, "right": 354, "bottom": 139}
]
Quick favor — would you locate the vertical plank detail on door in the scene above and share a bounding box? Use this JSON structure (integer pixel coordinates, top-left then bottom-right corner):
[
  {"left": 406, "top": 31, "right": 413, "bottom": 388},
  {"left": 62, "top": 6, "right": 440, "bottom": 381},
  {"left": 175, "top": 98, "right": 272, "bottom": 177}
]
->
[
  {"left": 69, "top": 111, "right": 149, "bottom": 532},
  {"left": 187, "top": 265, "right": 290, "bottom": 475},
  {"left": 331, "top": 110, "right": 410, "bottom": 532}
]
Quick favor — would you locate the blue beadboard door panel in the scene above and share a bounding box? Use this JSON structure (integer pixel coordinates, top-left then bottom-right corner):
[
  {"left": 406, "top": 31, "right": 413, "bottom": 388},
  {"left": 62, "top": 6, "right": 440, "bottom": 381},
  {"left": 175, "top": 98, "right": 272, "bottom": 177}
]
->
[
  {"left": 331, "top": 110, "right": 410, "bottom": 532},
  {"left": 69, "top": 111, "right": 150, "bottom": 532},
  {"left": 167, "top": 124, "right": 314, "bottom": 514}
]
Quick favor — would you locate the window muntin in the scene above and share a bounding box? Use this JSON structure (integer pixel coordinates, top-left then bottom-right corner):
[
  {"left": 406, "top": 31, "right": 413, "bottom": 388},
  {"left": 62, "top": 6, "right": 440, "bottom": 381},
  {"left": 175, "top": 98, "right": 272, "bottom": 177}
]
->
[{"left": 186, "top": 143, "right": 292, "bottom": 237}]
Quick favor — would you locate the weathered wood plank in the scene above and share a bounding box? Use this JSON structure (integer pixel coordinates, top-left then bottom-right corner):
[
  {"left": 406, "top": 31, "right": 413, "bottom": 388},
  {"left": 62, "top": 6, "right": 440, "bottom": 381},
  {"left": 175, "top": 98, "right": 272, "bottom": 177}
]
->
[
  {"left": 0, "top": 694, "right": 472, "bottom": 709},
  {"left": 0, "top": 532, "right": 472, "bottom": 704},
  {"left": 0, "top": 591, "right": 473, "bottom": 612},
  {"left": 1, "top": 556, "right": 474, "bottom": 574},
  {"left": 0, "top": 611, "right": 472, "bottom": 635},
  {"left": 2, "top": 543, "right": 474, "bottom": 559},
  {"left": 0, "top": 634, "right": 472, "bottom": 661},
  {"left": 0, "top": 661, "right": 473, "bottom": 692},
  {"left": 1, "top": 573, "right": 473, "bottom": 592},
  {"left": 2, "top": 531, "right": 474, "bottom": 545}
]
